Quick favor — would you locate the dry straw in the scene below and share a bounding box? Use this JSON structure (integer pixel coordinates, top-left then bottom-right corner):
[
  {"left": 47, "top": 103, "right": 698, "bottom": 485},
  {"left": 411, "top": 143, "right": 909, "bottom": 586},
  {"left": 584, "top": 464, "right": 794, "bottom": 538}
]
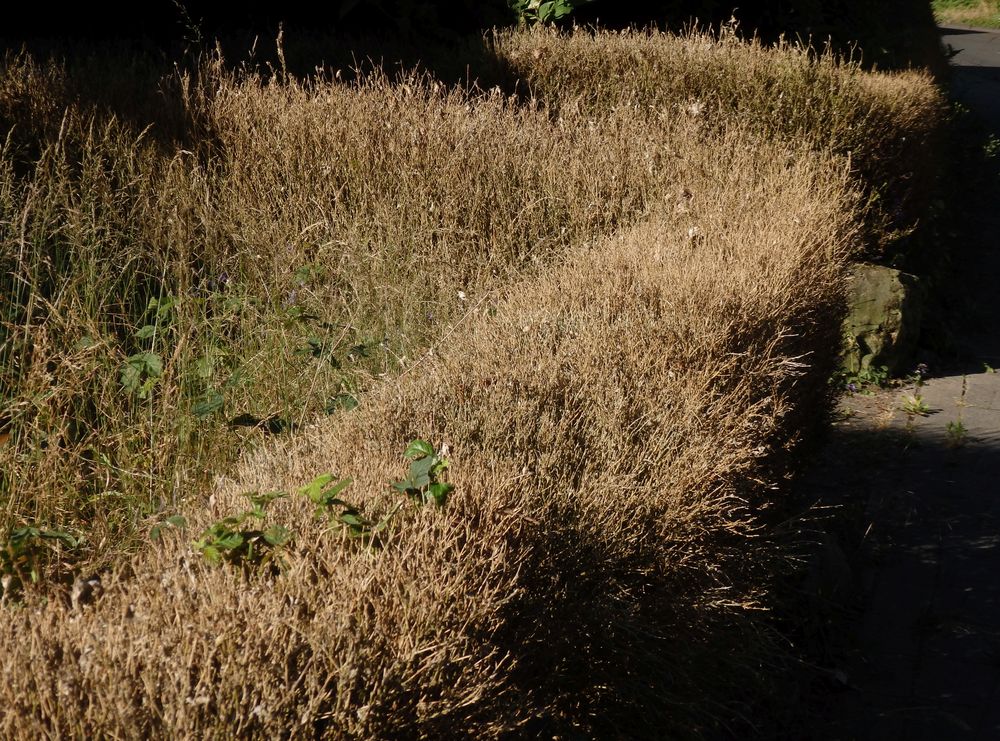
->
[
  {"left": 1, "top": 118, "right": 858, "bottom": 738},
  {"left": 491, "top": 25, "right": 946, "bottom": 257},
  {"left": 0, "top": 24, "right": 943, "bottom": 736}
]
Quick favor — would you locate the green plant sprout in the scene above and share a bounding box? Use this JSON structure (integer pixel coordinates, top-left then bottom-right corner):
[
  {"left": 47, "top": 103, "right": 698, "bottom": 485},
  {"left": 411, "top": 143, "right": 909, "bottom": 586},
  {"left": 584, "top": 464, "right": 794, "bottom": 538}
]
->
[
  {"left": 298, "top": 473, "right": 395, "bottom": 541},
  {"left": 299, "top": 439, "right": 453, "bottom": 543},
  {"left": 193, "top": 439, "right": 452, "bottom": 563},
  {"left": 121, "top": 295, "right": 176, "bottom": 398},
  {"left": 946, "top": 420, "right": 968, "bottom": 447},
  {"left": 193, "top": 492, "right": 292, "bottom": 570},
  {"left": 393, "top": 439, "right": 453, "bottom": 506},
  {"left": 901, "top": 393, "right": 931, "bottom": 416}
]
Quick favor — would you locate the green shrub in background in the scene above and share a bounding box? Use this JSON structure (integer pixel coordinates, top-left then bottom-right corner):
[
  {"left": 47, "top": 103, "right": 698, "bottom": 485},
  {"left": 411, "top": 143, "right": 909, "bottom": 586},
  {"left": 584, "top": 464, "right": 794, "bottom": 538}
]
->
[
  {"left": 934, "top": 0, "right": 1000, "bottom": 28},
  {"left": 510, "top": 0, "right": 595, "bottom": 24}
]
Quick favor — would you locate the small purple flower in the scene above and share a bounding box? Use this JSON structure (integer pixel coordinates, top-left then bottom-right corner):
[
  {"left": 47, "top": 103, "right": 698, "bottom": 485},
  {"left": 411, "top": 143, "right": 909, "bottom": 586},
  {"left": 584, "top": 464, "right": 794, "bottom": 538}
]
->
[
  {"left": 916, "top": 363, "right": 929, "bottom": 377},
  {"left": 217, "top": 272, "right": 230, "bottom": 288},
  {"left": 848, "top": 383, "right": 858, "bottom": 393}
]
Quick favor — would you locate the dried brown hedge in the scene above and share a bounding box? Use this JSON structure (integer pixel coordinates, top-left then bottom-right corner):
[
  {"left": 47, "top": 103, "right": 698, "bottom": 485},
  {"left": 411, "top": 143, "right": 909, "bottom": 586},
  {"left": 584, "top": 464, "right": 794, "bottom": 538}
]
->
[
  {"left": 0, "top": 117, "right": 859, "bottom": 736},
  {"left": 491, "top": 26, "right": 946, "bottom": 262}
]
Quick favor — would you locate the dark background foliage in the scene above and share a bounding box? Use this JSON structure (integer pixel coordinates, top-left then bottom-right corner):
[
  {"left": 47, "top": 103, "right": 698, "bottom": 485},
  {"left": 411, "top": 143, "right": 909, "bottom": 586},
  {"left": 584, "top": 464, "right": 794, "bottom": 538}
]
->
[{"left": 4, "top": 1, "right": 941, "bottom": 71}]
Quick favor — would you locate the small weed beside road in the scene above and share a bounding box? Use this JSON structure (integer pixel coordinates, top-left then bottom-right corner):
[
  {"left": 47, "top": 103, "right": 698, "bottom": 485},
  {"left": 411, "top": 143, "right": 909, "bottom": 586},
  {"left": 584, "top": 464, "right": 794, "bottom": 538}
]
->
[
  {"left": 902, "top": 393, "right": 933, "bottom": 416},
  {"left": 946, "top": 419, "right": 969, "bottom": 446}
]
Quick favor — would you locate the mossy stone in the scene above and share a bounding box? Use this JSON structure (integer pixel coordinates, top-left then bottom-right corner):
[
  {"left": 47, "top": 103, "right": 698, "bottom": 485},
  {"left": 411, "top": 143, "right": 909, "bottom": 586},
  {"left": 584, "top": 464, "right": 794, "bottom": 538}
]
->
[{"left": 844, "top": 264, "right": 923, "bottom": 375}]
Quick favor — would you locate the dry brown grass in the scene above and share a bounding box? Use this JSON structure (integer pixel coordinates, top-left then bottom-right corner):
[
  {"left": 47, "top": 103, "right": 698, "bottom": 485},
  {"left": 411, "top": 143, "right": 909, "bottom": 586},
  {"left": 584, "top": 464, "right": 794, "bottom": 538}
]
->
[
  {"left": 0, "top": 118, "right": 858, "bottom": 735},
  {"left": 934, "top": 0, "right": 1000, "bottom": 28},
  {"left": 491, "top": 26, "right": 946, "bottom": 260},
  {"left": 0, "top": 54, "right": 672, "bottom": 558},
  {"left": 0, "top": 24, "right": 950, "bottom": 735}
]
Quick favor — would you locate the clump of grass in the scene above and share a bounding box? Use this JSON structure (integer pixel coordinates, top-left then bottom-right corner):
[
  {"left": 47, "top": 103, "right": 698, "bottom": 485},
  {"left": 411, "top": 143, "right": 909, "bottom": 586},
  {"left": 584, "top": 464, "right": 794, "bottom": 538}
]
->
[
  {"left": 934, "top": 0, "right": 1000, "bottom": 28},
  {"left": 946, "top": 419, "right": 969, "bottom": 446},
  {"left": 901, "top": 392, "right": 933, "bottom": 416},
  {"left": 0, "top": 24, "right": 947, "bottom": 735}
]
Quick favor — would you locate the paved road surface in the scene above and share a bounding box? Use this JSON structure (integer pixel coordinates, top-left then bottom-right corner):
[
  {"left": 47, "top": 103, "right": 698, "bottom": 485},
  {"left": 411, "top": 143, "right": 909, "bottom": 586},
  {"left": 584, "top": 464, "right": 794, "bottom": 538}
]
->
[
  {"left": 805, "top": 25, "right": 1000, "bottom": 741},
  {"left": 942, "top": 25, "right": 1000, "bottom": 130}
]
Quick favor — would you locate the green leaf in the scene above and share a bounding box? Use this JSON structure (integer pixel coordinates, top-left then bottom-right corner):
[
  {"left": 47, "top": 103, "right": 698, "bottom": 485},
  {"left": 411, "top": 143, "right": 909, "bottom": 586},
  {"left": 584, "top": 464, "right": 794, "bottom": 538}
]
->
[
  {"left": 201, "top": 545, "right": 221, "bottom": 564},
  {"left": 38, "top": 529, "right": 77, "bottom": 548},
  {"left": 247, "top": 490, "right": 286, "bottom": 509},
  {"left": 74, "top": 336, "right": 99, "bottom": 351},
  {"left": 408, "top": 456, "right": 435, "bottom": 487},
  {"left": 142, "top": 353, "right": 163, "bottom": 378},
  {"left": 9, "top": 526, "right": 40, "bottom": 543},
  {"left": 295, "top": 336, "right": 325, "bottom": 359},
  {"left": 193, "top": 389, "right": 224, "bottom": 419},
  {"left": 403, "top": 439, "right": 434, "bottom": 460},
  {"left": 392, "top": 480, "right": 416, "bottom": 494},
  {"left": 154, "top": 296, "right": 176, "bottom": 322},
  {"left": 321, "top": 477, "right": 352, "bottom": 503},
  {"left": 165, "top": 515, "right": 187, "bottom": 529},
  {"left": 215, "top": 532, "right": 244, "bottom": 550},
  {"left": 218, "top": 513, "right": 247, "bottom": 529},
  {"left": 135, "top": 324, "right": 156, "bottom": 340},
  {"left": 299, "top": 473, "right": 336, "bottom": 502},
  {"left": 263, "top": 525, "right": 292, "bottom": 546},
  {"left": 120, "top": 361, "right": 143, "bottom": 393},
  {"left": 337, "top": 511, "right": 370, "bottom": 527},
  {"left": 427, "top": 482, "right": 453, "bottom": 506}
]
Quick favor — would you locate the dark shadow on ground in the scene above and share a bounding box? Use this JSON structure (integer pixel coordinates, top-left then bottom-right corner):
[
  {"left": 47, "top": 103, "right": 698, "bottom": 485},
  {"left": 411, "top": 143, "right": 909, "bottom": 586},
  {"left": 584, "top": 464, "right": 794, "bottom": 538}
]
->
[
  {"left": 939, "top": 27, "right": 991, "bottom": 37},
  {"left": 783, "top": 409, "right": 1000, "bottom": 739}
]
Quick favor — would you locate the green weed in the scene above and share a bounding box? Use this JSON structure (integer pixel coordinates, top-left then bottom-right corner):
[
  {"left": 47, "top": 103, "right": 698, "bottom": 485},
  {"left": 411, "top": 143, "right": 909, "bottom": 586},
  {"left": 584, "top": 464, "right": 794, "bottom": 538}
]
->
[
  {"left": 901, "top": 393, "right": 932, "bottom": 416},
  {"left": 834, "top": 364, "right": 890, "bottom": 394},
  {"left": 946, "top": 419, "right": 968, "bottom": 446},
  {"left": 195, "top": 439, "right": 453, "bottom": 563},
  {"left": 193, "top": 492, "right": 292, "bottom": 571},
  {"left": 510, "top": 0, "right": 593, "bottom": 24},
  {"left": 393, "top": 439, "right": 453, "bottom": 507},
  {"left": 298, "top": 472, "right": 396, "bottom": 541}
]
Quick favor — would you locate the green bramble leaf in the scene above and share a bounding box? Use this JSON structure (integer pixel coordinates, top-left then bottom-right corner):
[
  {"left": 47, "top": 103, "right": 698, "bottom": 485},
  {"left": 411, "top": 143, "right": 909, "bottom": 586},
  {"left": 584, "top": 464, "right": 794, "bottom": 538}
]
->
[
  {"left": 427, "top": 482, "right": 452, "bottom": 506},
  {"left": 403, "top": 439, "right": 434, "bottom": 460}
]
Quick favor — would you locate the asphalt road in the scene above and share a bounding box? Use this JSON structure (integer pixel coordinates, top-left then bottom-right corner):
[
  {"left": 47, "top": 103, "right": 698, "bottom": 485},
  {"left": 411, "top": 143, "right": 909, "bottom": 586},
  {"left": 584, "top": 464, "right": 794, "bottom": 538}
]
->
[
  {"left": 804, "top": 24, "right": 1000, "bottom": 741},
  {"left": 940, "top": 25, "right": 1000, "bottom": 131}
]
